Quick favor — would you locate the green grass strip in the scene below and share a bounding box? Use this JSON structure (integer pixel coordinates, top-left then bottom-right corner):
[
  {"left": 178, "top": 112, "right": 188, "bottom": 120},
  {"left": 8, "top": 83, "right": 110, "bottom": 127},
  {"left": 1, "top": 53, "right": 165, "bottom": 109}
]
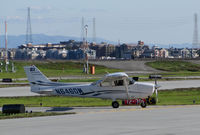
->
[
  {"left": 0, "top": 60, "right": 121, "bottom": 78},
  {"left": 146, "top": 60, "right": 200, "bottom": 72},
  {"left": 0, "top": 96, "right": 113, "bottom": 107}
]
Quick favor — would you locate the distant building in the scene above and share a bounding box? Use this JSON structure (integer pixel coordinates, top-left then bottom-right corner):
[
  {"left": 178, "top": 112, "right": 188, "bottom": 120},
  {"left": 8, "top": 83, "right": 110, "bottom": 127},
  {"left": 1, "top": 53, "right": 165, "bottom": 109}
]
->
[
  {"left": 67, "top": 49, "right": 84, "bottom": 59},
  {"left": 168, "top": 48, "right": 182, "bottom": 58},
  {"left": 15, "top": 49, "right": 29, "bottom": 60},
  {"left": 154, "top": 48, "right": 169, "bottom": 58},
  {"left": 13, "top": 39, "right": 200, "bottom": 60},
  {"left": 180, "top": 48, "right": 190, "bottom": 58},
  {"left": 141, "top": 49, "right": 154, "bottom": 58},
  {"left": 87, "top": 49, "right": 96, "bottom": 59}
]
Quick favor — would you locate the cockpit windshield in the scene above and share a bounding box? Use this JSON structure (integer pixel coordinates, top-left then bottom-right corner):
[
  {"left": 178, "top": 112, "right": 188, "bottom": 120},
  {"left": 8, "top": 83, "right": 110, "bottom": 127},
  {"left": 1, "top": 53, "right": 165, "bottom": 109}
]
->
[{"left": 91, "top": 80, "right": 102, "bottom": 86}]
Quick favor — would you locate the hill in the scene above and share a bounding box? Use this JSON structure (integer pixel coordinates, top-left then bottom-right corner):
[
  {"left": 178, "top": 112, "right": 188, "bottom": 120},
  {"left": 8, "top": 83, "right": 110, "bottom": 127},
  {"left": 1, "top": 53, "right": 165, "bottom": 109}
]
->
[{"left": 0, "top": 34, "right": 116, "bottom": 48}]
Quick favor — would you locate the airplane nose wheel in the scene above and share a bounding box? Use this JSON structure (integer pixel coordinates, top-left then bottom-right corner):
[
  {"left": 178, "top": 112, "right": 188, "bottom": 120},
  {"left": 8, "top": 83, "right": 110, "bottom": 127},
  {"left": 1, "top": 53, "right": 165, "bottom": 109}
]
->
[
  {"left": 140, "top": 101, "right": 147, "bottom": 108},
  {"left": 112, "top": 101, "right": 119, "bottom": 108}
]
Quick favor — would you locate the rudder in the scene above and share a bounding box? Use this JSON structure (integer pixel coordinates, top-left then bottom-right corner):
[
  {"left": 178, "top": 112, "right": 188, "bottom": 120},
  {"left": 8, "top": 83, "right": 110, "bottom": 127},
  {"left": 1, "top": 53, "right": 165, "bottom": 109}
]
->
[{"left": 24, "top": 65, "right": 50, "bottom": 83}]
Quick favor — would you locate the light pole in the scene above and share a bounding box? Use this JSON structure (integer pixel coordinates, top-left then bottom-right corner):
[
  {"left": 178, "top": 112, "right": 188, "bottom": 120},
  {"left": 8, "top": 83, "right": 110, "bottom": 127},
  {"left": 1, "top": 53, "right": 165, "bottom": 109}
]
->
[
  {"left": 84, "top": 25, "right": 89, "bottom": 74},
  {"left": 5, "top": 20, "right": 9, "bottom": 72}
]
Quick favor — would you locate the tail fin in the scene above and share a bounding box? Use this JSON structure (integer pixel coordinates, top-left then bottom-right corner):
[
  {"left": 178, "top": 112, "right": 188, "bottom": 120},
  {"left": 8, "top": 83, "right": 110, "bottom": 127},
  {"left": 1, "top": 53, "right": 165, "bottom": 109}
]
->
[
  {"left": 24, "top": 65, "right": 51, "bottom": 92},
  {"left": 24, "top": 65, "right": 50, "bottom": 83}
]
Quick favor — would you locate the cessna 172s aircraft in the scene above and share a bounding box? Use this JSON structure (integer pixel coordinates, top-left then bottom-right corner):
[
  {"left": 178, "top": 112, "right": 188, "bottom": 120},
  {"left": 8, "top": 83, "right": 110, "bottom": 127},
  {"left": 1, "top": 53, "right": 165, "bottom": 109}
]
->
[{"left": 24, "top": 65, "right": 158, "bottom": 108}]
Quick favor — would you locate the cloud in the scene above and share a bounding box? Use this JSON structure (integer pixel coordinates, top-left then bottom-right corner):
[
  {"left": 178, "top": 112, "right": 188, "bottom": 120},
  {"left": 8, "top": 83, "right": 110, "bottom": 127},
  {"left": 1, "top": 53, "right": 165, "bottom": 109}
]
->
[
  {"left": 31, "top": 16, "right": 80, "bottom": 24},
  {"left": 80, "top": 8, "right": 107, "bottom": 13},
  {"left": 6, "top": 16, "right": 25, "bottom": 23},
  {"left": 31, "top": 6, "right": 54, "bottom": 13},
  {"left": 18, "top": 6, "right": 55, "bottom": 14},
  {"left": 3, "top": 14, "right": 81, "bottom": 24}
]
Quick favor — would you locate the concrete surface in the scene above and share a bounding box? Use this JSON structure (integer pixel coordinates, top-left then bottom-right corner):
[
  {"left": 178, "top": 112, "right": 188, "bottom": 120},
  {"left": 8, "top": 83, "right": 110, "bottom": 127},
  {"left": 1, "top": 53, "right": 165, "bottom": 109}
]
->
[{"left": 0, "top": 105, "right": 199, "bottom": 135}]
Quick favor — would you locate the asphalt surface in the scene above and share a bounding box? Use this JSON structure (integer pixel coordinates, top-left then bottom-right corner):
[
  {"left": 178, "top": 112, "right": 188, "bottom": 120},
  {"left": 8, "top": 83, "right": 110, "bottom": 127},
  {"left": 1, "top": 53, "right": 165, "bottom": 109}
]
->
[
  {"left": 0, "top": 105, "right": 200, "bottom": 135},
  {"left": 1, "top": 80, "right": 200, "bottom": 97},
  {"left": 89, "top": 60, "right": 160, "bottom": 72}
]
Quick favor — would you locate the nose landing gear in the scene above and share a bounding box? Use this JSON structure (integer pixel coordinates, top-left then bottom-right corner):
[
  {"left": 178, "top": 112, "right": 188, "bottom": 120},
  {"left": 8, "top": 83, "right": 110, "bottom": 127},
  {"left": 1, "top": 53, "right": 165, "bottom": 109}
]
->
[{"left": 140, "top": 101, "right": 147, "bottom": 108}]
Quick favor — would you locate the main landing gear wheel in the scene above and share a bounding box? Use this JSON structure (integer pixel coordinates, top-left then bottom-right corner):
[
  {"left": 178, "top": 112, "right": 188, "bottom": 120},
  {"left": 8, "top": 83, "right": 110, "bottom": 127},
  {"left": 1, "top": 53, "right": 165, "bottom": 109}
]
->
[
  {"left": 140, "top": 101, "right": 147, "bottom": 108},
  {"left": 112, "top": 101, "right": 119, "bottom": 108}
]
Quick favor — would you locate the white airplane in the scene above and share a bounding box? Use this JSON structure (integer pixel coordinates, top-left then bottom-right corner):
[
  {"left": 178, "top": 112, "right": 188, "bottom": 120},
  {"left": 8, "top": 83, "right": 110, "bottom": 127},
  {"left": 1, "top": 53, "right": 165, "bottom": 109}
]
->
[{"left": 24, "top": 65, "right": 158, "bottom": 108}]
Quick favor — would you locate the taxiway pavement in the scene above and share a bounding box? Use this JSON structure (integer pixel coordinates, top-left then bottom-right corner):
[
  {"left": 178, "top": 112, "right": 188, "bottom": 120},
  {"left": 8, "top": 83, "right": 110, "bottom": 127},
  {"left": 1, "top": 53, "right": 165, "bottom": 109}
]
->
[
  {"left": 0, "top": 105, "right": 199, "bottom": 135},
  {"left": 0, "top": 87, "right": 40, "bottom": 97}
]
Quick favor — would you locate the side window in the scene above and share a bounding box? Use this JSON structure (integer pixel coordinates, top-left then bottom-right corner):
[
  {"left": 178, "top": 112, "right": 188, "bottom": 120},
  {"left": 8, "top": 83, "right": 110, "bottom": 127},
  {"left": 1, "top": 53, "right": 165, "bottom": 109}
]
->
[
  {"left": 114, "top": 80, "right": 124, "bottom": 86},
  {"left": 101, "top": 81, "right": 111, "bottom": 87}
]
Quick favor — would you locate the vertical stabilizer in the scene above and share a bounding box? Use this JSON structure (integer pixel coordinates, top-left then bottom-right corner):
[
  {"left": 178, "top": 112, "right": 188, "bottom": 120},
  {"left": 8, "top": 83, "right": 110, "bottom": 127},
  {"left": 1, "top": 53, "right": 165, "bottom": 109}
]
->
[
  {"left": 24, "top": 65, "right": 51, "bottom": 93},
  {"left": 24, "top": 65, "right": 51, "bottom": 84},
  {"left": 24, "top": 65, "right": 50, "bottom": 83}
]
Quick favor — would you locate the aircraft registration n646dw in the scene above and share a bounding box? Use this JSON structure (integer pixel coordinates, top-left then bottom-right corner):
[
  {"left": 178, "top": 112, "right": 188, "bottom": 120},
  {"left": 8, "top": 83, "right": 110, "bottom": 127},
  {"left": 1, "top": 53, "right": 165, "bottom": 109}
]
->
[{"left": 24, "top": 65, "right": 158, "bottom": 108}]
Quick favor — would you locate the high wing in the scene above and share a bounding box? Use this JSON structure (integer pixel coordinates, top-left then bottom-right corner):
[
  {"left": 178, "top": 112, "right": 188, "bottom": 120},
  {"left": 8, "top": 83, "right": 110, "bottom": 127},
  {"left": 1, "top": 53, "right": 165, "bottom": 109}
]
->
[{"left": 102, "top": 72, "right": 129, "bottom": 82}]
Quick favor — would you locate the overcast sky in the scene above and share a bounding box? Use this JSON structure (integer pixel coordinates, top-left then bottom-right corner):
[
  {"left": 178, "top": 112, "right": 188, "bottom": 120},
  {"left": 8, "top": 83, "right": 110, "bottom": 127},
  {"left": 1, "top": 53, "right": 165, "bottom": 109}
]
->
[{"left": 1, "top": 0, "right": 200, "bottom": 44}]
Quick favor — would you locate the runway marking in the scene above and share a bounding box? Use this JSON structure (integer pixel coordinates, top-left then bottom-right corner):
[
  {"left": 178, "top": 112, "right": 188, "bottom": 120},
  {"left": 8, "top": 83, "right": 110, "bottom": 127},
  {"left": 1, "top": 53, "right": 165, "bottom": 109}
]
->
[{"left": 77, "top": 105, "right": 200, "bottom": 115}]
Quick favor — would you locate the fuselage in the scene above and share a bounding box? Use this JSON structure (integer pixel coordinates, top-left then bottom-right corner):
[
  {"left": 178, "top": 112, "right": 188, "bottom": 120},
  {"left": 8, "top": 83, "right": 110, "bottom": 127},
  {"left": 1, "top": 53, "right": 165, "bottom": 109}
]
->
[{"left": 32, "top": 81, "right": 155, "bottom": 100}]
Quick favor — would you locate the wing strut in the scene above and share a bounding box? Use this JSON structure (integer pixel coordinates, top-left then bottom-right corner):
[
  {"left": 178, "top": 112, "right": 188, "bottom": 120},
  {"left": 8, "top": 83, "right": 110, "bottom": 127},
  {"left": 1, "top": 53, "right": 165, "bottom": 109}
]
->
[
  {"left": 154, "top": 77, "right": 161, "bottom": 103},
  {"left": 124, "top": 77, "right": 130, "bottom": 99}
]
